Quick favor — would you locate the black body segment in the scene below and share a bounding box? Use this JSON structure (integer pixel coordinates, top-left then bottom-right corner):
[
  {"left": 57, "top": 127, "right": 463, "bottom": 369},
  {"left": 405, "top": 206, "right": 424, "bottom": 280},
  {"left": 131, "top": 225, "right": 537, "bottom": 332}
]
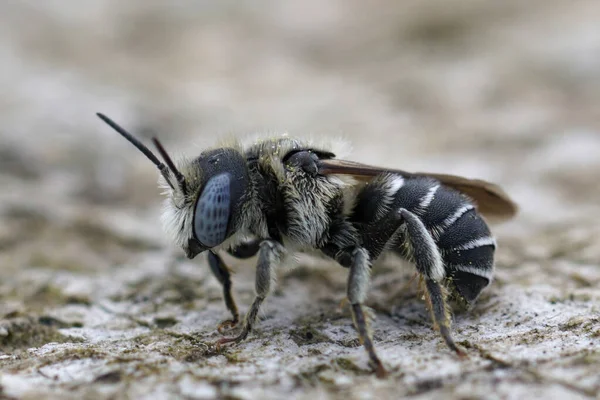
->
[
  {"left": 227, "top": 239, "right": 262, "bottom": 259},
  {"left": 423, "top": 186, "right": 473, "bottom": 228},
  {"left": 389, "top": 177, "right": 437, "bottom": 214},
  {"left": 436, "top": 208, "right": 492, "bottom": 249},
  {"left": 349, "top": 174, "right": 405, "bottom": 259},
  {"left": 449, "top": 270, "right": 491, "bottom": 303},
  {"left": 351, "top": 173, "right": 496, "bottom": 303}
]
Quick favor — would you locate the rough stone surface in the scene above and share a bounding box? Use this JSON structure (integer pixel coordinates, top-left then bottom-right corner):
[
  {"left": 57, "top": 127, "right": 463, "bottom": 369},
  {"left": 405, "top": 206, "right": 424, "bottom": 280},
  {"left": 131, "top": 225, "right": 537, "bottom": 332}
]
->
[{"left": 0, "top": 1, "right": 599, "bottom": 399}]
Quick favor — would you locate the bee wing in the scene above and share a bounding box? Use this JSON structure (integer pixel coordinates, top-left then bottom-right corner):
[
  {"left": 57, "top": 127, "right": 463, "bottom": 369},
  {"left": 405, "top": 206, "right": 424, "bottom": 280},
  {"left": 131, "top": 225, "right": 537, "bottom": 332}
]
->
[{"left": 317, "top": 159, "right": 518, "bottom": 222}]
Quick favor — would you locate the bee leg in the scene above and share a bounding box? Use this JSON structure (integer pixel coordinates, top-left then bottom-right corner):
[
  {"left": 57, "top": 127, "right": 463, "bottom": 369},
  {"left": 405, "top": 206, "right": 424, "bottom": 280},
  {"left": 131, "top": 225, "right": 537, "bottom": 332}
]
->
[
  {"left": 424, "top": 279, "right": 466, "bottom": 357},
  {"left": 399, "top": 209, "right": 465, "bottom": 357},
  {"left": 217, "top": 240, "right": 284, "bottom": 346},
  {"left": 345, "top": 247, "right": 387, "bottom": 378},
  {"left": 207, "top": 251, "right": 240, "bottom": 332}
]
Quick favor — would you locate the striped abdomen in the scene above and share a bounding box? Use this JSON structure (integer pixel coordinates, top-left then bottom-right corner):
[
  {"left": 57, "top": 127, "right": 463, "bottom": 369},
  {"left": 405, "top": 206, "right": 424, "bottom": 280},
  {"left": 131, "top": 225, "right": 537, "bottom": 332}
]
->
[{"left": 351, "top": 173, "right": 495, "bottom": 303}]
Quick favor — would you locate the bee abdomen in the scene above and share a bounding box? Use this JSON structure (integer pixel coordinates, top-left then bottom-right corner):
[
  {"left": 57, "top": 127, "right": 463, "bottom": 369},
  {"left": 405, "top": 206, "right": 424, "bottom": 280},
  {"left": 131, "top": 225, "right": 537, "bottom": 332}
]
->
[
  {"left": 418, "top": 184, "right": 495, "bottom": 302},
  {"left": 353, "top": 173, "right": 495, "bottom": 303}
]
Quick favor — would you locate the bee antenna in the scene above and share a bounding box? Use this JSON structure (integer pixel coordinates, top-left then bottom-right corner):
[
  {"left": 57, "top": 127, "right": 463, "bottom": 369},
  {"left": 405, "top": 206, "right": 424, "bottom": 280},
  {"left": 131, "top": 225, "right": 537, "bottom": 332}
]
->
[
  {"left": 152, "top": 137, "right": 188, "bottom": 194},
  {"left": 96, "top": 112, "right": 175, "bottom": 190}
]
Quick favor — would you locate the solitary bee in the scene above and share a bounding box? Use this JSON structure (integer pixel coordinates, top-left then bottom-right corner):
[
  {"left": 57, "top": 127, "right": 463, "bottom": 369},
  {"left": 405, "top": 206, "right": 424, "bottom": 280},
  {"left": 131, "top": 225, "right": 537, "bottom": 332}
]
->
[{"left": 97, "top": 113, "right": 517, "bottom": 378}]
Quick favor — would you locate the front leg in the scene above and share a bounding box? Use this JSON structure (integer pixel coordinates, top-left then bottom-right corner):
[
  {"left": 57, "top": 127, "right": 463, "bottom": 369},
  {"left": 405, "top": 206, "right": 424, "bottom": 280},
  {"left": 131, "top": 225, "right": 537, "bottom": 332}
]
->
[
  {"left": 207, "top": 251, "right": 240, "bottom": 332},
  {"left": 218, "top": 239, "right": 285, "bottom": 345}
]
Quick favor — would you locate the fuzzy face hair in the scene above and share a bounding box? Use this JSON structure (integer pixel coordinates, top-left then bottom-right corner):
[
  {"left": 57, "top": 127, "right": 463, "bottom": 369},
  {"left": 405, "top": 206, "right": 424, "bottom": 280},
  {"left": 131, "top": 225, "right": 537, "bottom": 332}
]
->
[{"left": 158, "top": 153, "right": 203, "bottom": 252}]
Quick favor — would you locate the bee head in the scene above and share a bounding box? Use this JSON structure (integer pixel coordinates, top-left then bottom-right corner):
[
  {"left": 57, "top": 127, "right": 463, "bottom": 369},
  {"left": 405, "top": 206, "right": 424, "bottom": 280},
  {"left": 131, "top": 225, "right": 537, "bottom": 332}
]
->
[{"left": 97, "top": 113, "right": 250, "bottom": 259}]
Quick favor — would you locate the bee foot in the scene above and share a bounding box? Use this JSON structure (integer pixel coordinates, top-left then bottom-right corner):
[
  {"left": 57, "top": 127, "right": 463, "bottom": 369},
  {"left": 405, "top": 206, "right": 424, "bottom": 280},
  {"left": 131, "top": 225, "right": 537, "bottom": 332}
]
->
[
  {"left": 216, "top": 329, "right": 249, "bottom": 347},
  {"left": 217, "top": 319, "right": 238, "bottom": 333},
  {"left": 371, "top": 360, "right": 388, "bottom": 379},
  {"left": 456, "top": 347, "right": 468, "bottom": 359},
  {"left": 337, "top": 297, "right": 349, "bottom": 312}
]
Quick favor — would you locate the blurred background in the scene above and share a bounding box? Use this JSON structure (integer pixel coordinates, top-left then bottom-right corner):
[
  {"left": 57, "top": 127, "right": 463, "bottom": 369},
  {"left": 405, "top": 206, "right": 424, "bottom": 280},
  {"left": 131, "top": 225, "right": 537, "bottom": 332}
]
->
[{"left": 0, "top": 0, "right": 599, "bottom": 398}]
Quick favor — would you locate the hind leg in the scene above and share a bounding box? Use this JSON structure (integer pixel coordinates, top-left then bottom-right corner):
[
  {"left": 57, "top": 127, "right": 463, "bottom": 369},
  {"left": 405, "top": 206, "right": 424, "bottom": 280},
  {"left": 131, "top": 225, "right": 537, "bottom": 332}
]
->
[{"left": 399, "top": 209, "right": 465, "bottom": 356}]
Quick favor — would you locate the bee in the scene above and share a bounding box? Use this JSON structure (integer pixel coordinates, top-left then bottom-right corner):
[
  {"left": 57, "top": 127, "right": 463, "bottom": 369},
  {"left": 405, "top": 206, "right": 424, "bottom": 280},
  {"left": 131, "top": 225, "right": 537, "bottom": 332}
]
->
[{"left": 97, "top": 113, "right": 517, "bottom": 378}]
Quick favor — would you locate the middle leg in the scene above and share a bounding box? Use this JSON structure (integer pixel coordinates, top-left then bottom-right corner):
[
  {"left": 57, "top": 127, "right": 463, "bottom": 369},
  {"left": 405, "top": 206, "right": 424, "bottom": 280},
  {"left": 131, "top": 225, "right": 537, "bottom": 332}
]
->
[
  {"left": 325, "top": 243, "right": 387, "bottom": 378},
  {"left": 319, "top": 216, "right": 387, "bottom": 377},
  {"left": 346, "top": 247, "right": 387, "bottom": 378}
]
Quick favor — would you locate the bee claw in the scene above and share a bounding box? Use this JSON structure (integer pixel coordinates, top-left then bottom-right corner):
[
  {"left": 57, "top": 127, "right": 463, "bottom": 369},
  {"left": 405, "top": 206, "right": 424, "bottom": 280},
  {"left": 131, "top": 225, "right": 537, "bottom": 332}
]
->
[
  {"left": 216, "top": 337, "right": 235, "bottom": 347},
  {"left": 215, "top": 323, "right": 250, "bottom": 347},
  {"left": 374, "top": 362, "right": 388, "bottom": 379},
  {"left": 217, "top": 319, "right": 238, "bottom": 333},
  {"left": 216, "top": 330, "right": 249, "bottom": 347},
  {"left": 337, "top": 297, "right": 349, "bottom": 312},
  {"left": 456, "top": 347, "right": 468, "bottom": 359}
]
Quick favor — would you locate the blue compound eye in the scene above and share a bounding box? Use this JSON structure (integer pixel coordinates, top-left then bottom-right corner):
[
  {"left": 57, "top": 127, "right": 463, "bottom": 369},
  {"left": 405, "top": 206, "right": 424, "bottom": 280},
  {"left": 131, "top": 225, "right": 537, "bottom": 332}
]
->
[{"left": 194, "top": 173, "right": 231, "bottom": 247}]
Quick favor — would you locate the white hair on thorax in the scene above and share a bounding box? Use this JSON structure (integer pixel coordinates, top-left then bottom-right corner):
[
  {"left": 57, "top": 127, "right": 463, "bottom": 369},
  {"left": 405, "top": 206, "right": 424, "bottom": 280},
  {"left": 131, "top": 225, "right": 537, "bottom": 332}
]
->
[{"left": 158, "top": 132, "right": 356, "bottom": 252}]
